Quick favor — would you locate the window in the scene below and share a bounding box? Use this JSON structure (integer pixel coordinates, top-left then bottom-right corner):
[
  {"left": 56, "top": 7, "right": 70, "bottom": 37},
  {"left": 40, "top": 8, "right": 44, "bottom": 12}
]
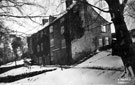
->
[
  {"left": 50, "top": 39, "right": 54, "bottom": 47},
  {"left": 101, "top": 25, "right": 106, "bottom": 32},
  {"left": 61, "top": 26, "right": 64, "bottom": 34},
  {"left": 49, "top": 26, "right": 53, "bottom": 33},
  {"left": 99, "top": 38, "right": 103, "bottom": 47},
  {"left": 40, "top": 31, "right": 43, "bottom": 38},
  {"left": 37, "top": 45, "right": 40, "bottom": 52},
  {"left": 60, "top": 18, "right": 65, "bottom": 23},
  {"left": 62, "top": 39, "right": 66, "bottom": 47},
  {"left": 105, "top": 37, "right": 109, "bottom": 45},
  {"left": 41, "top": 43, "right": 44, "bottom": 51}
]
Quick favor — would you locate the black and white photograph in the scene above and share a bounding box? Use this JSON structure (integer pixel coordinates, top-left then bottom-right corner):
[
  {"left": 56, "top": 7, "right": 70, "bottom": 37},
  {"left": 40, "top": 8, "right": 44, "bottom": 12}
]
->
[{"left": 0, "top": 0, "right": 135, "bottom": 85}]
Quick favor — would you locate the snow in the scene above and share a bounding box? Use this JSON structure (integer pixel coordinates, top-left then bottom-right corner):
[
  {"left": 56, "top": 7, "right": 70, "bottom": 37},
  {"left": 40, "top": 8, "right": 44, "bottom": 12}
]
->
[
  {"left": 0, "top": 65, "right": 56, "bottom": 77},
  {"left": 77, "top": 50, "right": 124, "bottom": 68},
  {"left": 1, "top": 51, "right": 135, "bottom": 85},
  {"left": 0, "top": 59, "right": 24, "bottom": 68}
]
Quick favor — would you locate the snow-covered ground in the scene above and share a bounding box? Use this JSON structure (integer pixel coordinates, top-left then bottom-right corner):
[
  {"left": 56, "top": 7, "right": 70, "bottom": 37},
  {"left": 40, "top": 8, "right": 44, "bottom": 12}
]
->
[
  {"left": 0, "top": 51, "right": 135, "bottom": 85},
  {"left": 0, "top": 59, "right": 24, "bottom": 68}
]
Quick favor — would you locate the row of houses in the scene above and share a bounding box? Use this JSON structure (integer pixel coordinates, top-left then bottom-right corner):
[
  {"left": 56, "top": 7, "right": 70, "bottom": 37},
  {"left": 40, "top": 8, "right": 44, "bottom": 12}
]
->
[{"left": 27, "top": 0, "right": 112, "bottom": 65}]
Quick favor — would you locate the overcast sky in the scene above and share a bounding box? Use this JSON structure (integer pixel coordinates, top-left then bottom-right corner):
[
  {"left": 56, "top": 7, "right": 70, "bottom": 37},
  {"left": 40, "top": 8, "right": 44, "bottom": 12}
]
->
[
  {"left": 2, "top": 0, "right": 116, "bottom": 36},
  {"left": 2, "top": 0, "right": 66, "bottom": 36}
]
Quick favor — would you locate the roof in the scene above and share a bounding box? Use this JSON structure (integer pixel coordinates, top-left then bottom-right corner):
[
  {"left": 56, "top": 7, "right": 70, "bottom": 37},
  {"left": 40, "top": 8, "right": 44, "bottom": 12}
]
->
[{"left": 30, "top": 1, "right": 110, "bottom": 37}]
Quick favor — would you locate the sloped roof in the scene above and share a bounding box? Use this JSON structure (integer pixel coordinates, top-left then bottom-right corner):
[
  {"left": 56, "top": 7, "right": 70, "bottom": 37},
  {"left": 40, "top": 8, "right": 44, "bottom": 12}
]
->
[{"left": 31, "top": 1, "right": 109, "bottom": 36}]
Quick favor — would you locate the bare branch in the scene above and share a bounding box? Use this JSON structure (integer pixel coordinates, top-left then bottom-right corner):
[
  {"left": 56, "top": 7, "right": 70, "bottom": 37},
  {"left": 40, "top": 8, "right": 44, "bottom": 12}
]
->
[
  {"left": 28, "top": 16, "right": 42, "bottom": 25},
  {"left": 8, "top": 0, "right": 45, "bottom": 9},
  {"left": 121, "top": 0, "right": 128, "bottom": 12},
  {"left": 125, "top": 0, "right": 135, "bottom": 18},
  {"left": 0, "top": 14, "right": 49, "bottom": 18},
  {"left": 80, "top": 1, "right": 110, "bottom": 13}
]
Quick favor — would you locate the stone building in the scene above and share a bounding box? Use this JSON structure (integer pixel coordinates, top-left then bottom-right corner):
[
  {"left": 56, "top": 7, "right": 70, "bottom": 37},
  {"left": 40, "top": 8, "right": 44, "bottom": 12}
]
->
[{"left": 27, "top": 0, "right": 111, "bottom": 65}]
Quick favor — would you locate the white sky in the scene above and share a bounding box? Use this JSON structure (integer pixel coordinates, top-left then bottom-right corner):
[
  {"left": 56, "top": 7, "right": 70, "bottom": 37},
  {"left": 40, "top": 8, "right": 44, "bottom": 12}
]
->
[
  {"left": 3, "top": 0, "right": 66, "bottom": 36},
  {"left": 3, "top": 0, "right": 130, "bottom": 36}
]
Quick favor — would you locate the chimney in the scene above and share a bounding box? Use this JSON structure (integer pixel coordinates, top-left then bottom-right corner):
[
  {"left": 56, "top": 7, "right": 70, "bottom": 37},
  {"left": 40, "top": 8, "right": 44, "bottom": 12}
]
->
[
  {"left": 42, "top": 19, "right": 48, "bottom": 25},
  {"left": 49, "top": 15, "right": 57, "bottom": 24},
  {"left": 66, "top": 0, "right": 73, "bottom": 8}
]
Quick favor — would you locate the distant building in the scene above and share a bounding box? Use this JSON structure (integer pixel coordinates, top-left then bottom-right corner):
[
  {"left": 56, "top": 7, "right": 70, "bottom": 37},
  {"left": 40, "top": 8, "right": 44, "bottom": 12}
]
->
[{"left": 27, "top": 0, "right": 111, "bottom": 65}]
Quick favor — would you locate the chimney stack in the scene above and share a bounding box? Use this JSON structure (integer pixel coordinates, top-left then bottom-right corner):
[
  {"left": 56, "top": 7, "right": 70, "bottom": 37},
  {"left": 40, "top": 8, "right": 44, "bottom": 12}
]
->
[
  {"left": 49, "top": 15, "right": 57, "bottom": 24},
  {"left": 66, "top": 0, "right": 73, "bottom": 8},
  {"left": 42, "top": 19, "right": 48, "bottom": 25}
]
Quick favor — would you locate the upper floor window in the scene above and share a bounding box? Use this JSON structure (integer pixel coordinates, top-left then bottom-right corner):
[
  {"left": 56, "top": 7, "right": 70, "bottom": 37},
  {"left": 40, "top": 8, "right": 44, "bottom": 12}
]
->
[
  {"left": 61, "top": 26, "right": 65, "bottom": 34},
  {"left": 41, "top": 43, "right": 44, "bottom": 51},
  {"left": 40, "top": 31, "right": 43, "bottom": 38},
  {"left": 60, "top": 18, "right": 65, "bottom": 23},
  {"left": 37, "top": 44, "right": 40, "bottom": 52},
  {"left": 49, "top": 26, "right": 53, "bottom": 33},
  {"left": 101, "top": 25, "right": 106, "bottom": 32},
  {"left": 44, "top": 29, "right": 47, "bottom": 35}
]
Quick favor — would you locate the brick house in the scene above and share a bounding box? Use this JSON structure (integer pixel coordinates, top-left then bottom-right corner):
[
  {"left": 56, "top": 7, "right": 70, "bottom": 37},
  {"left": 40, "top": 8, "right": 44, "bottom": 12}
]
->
[{"left": 27, "top": 0, "right": 111, "bottom": 65}]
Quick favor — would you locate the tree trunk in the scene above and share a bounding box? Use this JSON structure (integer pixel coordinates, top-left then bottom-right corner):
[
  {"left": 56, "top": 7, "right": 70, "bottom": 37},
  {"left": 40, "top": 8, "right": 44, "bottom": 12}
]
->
[
  {"left": 13, "top": 49, "right": 18, "bottom": 66},
  {"left": 106, "top": 0, "right": 135, "bottom": 73}
]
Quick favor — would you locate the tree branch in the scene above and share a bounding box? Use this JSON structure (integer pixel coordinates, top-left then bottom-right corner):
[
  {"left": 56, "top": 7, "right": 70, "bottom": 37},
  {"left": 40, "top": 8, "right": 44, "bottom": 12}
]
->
[
  {"left": 0, "top": 14, "right": 49, "bottom": 18},
  {"left": 8, "top": 0, "right": 45, "bottom": 9},
  {"left": 80, "top": 1, "right": 110, "bottom": 13},
  {"left": 28, "top": 16, "right": 42, "bottom": 25}
]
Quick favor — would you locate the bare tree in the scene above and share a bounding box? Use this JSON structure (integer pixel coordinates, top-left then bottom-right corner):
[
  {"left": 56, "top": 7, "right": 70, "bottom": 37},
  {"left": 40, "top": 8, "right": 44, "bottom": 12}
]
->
[
  {"left": 11, "top": 36, "right": 23, "bottom": 65},
  {"left": 84, "top": 0, "right": 135, "bottom": 76},
  {"left": 0, "top": 0, "right": 51, "bottom": 65}
]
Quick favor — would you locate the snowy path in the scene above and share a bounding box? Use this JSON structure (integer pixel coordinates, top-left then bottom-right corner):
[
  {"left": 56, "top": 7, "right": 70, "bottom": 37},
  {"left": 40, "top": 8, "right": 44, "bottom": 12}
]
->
[
  {"left": 0, "top": 51, "right": 135, "bottom": 85},
  {"left": 77, "top": 51, "right": 124, "bottom": 69}
]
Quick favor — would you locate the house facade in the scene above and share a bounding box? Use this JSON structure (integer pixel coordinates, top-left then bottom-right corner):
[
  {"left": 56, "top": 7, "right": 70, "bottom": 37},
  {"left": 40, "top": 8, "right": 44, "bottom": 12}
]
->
[{"left": 27, "top": 0, "right": 111, "bottom": 65}]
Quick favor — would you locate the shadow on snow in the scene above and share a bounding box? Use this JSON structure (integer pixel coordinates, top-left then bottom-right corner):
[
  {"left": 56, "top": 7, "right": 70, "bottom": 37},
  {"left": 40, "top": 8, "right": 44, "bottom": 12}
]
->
[
  {"left": 0, "top": 64, "right": 24, "bottom": 74},
  {"left": 0, "top": 68, "right": 56, "bottom": 83}
]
